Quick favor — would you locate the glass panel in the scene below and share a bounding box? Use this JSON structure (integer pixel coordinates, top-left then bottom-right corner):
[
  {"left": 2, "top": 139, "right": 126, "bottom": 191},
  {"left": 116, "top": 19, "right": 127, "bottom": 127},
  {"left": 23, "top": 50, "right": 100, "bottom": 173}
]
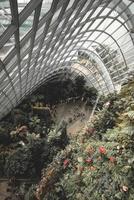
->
[
  {"left": 51, "top": 8, "right": 62, "bottom": 24},
  {"left": 19, "top": 11, "right": 34, "bottom": 39},
  {"left": 81, "top": 11, "right": 91, "bottom": 23},
  {"left": 0, "top": 70, "right": 5, "bottom": 79},
  {"left": 90, "top": 19, "right": 104, "bottom": 30},
  {"left": 21, "top": 64, "right": 27, "bottom": 73},
  {"left": 40, "top": 0, "right": 53, "bottom": 20},
  {"left": 100, "top": 8, "right": 111, "bottom": 17},
  {"left": 123, "top": 0, "right": 130, "bottom": 6},
  {"left": 8, "top": 65, "right": 18, "bottom": 76},
  {"left": 35, "top": 23, "right": 45, "bottom": 40},
  {"left": 17, "top": 0, "right": 31, "bottom": 13},
  {"left": 20, "top": 39, "right": 30, "bottom": 57},
  {"left": 98, "top": 18, "right": 113, "bottom": 30},
  {"left": 6, "top": 55, "right": 17, "bottom": 71},
  {"left": 0, "top": 34, "right": 15, "bottom": 61},
  {"left": 91, "top": 7, "right": 102, "bottom": 18},
  {"left": 3, "top": 82, "right": 10, "bottom": 92},
  {"left": 0, "top": 0, "right": 11, "bottom": 36},
  {"left": 57, "top": 18, "right": 65, "bottom": 30},
  {"left": 10, "top": 71, "right": 18, "bottom": 81},
  {"left": 129, "top": 3, "right": 134, "bottom": 14},
  {"left": 0, "top": 75, "right": 8, "bottom": 90},
  {"left": 66, "top": 0, "right": 75, "bottom": 11},
  {"left": 105, "top": 21, "right": 121, "bottom": 34}
]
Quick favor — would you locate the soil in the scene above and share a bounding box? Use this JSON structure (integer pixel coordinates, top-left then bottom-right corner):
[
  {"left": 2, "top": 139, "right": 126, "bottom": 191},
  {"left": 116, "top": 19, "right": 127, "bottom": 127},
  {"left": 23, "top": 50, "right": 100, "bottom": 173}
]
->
[{"left": 0, "top": 181, "right": 10, "bottom": 200}]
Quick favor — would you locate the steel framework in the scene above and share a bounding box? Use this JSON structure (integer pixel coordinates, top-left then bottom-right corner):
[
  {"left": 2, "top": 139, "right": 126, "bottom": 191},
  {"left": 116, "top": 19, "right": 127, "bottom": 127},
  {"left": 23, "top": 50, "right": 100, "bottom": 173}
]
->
[{"left": 0, "top": 0, "right": 134, "bottom": 119}]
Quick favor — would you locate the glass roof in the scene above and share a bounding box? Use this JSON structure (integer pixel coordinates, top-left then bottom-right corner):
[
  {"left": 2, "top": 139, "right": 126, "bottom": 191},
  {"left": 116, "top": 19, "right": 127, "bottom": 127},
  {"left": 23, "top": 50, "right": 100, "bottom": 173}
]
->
[
  {"left": 0, "top": 0, "right": 134, "bottom": 119},
  {"left": 0, "top": 0, "right": 11, "bottom": 36}
]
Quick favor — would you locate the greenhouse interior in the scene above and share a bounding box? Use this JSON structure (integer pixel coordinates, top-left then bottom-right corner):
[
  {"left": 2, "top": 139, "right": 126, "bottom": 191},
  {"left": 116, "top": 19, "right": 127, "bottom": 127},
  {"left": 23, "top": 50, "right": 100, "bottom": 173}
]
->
[{"left": 0, "top": 0, "right": 134, "bottom": 199}]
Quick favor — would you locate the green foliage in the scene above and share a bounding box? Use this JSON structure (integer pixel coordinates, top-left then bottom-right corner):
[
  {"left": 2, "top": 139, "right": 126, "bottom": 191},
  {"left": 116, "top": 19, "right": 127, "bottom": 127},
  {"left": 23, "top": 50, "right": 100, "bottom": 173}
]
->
[
  {"left": 13, "top": 109, "right": 28, "bottom": 126},
  {"left": 29, "top": 116, "right": 40, "bottom": 127},
  {"left": 30, "top": 94, "right": 44, "bottom": 103},
  {"left": 33, "top": 74, "right": 97, "bottom": 104},
  {"left": 5, "top": 138, "right": 50, "bottom": 178},
  {"left": 48, "top": 120, "right": 69, "bottom": 150},
  {"left": 5, "top": 147, "right": 35, "bottom": 178},
  {"left": 0, "top": 151, "right": 9, "bottom": 176},
  {"left": 29, "top": 116, "right": 42, "bottom": 133},
  {"left": 56, "top": 124, "right": 134, "bottom": 199},
  {"left": 1, "top": 65, "right": 134, "bottom": 200},
  {"left": 74, "top": 75, "right": 86, "bottom": 96},
  {"left": 124, "top": 111, "right": 134, "bottom": 122},
  {"left": 86, "top": 93, "right": 124, "bottom": 139},
  {"left": 0, "top": 126, "right": 11, "bottom": 145},
  {"left": 24, "top": 185, "right": 36, "bottom": 200},
  {"left": 34, "top": 80, "right": 134, "bottom": 200}
]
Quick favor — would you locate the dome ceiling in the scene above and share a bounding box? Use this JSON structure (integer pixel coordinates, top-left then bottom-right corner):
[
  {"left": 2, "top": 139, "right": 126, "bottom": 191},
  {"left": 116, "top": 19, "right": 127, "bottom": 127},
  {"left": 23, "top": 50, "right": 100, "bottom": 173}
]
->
[{"left": 0, "top": 0, "right": 134, "bottom": 119}]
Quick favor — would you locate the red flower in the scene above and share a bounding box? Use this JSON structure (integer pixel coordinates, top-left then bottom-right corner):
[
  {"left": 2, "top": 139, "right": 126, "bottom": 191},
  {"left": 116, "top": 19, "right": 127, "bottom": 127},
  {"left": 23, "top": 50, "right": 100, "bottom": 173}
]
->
[
  {"left": 99, "top": 146, "right": 107, "bottom": 154},
  {"left": 85, "top": 158, "right": 93, "bottom": 164},
  {"left": 109, "top": 156, "right": 116, "bottom": 163},
  {"left": 63, "top": 159, "right": 70, "bottom": 168}
]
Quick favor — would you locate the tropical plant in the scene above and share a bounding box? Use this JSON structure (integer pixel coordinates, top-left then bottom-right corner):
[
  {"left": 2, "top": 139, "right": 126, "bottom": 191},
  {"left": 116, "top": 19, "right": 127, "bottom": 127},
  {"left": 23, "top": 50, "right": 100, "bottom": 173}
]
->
[
  {"left": 0, "top": 126, "right": 11, "bottom": 145},
  {"left": 4, "top": 137, "right": 50, "bottom": 178}
]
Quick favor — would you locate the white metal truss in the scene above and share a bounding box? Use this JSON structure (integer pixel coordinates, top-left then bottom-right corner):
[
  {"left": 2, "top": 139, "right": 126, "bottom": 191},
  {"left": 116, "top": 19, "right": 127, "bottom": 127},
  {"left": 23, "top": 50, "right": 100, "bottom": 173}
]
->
[{"left": 0, "top": 0, "right": 134, "bottom": 119}]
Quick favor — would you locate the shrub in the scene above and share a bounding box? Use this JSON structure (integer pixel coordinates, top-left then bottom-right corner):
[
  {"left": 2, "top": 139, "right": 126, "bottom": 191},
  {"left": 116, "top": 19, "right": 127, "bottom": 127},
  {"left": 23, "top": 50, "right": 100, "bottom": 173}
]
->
[
  {"left": 0, "top": 126, "right": 11, "bottom": 145},
  {"left": 0, "top": 151, "right": 9, "bottom": 177},
  {"left": 5, "top": 138, "right": 50, "bottom": 178}
]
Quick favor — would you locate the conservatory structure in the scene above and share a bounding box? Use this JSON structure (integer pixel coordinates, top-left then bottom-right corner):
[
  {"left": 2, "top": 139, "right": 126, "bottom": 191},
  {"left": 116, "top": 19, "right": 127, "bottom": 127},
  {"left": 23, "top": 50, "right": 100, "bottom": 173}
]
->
[{"left": 0, "top": 0, "right": 134, "bottom": 119}]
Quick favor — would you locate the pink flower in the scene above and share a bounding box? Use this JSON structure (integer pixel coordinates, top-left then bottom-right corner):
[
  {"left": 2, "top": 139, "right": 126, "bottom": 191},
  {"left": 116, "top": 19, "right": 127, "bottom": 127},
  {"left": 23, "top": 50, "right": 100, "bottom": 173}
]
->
[
  {"left": 99, "top": 146, "right": 107, "bottom": 154},
  {"left": 85, "top": 158, "right": 93, "bottom": 164},
  {"left": 109, "top": 156, "right": 116, "bottom": 163},
  {"left": 63, "top": 159, "right": 70, "bottom": 169}
]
